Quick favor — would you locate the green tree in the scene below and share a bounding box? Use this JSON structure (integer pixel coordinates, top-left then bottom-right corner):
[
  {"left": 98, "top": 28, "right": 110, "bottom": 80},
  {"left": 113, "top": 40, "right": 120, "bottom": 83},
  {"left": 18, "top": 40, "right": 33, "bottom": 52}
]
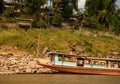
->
[
  {"left": 52, "top": 0, "right": 78, "bottom": 18},
  {"left": 4, "top": 7, "right": 14, "bottom": 17},
  {"left": 32, "top": 11, "right": 46, "bottom": 28},
  {"left": 85, "top": 0, "right": 117, "bottom": 16},
  {"left": 117, "top": 8, "right": 120, "bottom": 18},
  {"left": 50, "top": 13, "right": 64, "bottom": 26},
  {"left": 85, "top": 0, "right": 120, "bottom": 34},
  {"left": 0, "top": 0, "right": 4, "bottom": 14},
  {"left": 24, "top": 0, "right": 47, "bottom": 14}
]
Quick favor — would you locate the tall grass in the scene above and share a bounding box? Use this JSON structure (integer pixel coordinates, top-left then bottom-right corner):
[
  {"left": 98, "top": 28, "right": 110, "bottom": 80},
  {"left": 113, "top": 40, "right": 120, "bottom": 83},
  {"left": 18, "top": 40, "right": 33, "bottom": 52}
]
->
[
  {"left": 0, "top": 28, "right": 120, "bottom": 56},
  {"left": 0, "top": 29, "right": 38, "bottom": 51}
]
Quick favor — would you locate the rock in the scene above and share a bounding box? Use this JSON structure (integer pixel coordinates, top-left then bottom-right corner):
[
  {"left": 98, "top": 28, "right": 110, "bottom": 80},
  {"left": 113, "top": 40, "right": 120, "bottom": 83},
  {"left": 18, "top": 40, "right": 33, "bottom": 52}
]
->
[
  {"left": 93, "top": 34, "right": 97, "bottom": 37},
  {"left": 31, "top": 68, "right": 37, "bottom": 73},
  {"left": 28, "top": 61, "right": 37, "bottom": 69},
  {"left": 41, "top": 47, "right": 49, "bottom": 57},
  {"left": 107, "top": 51, "right": 112, "bottom": 55},
  {"left": 112, "top": 51, "right": 119, "bottom": 56},
  {"left": 9, "top": 59, "right": 18, "bottom": 65},
  {"left": 7, "top": 53, "right": 14, "bottom": 57},
  {"left": 4, "top": 60, "right": 11, "bottom": 66},
  {"left": 1, "top": 66, "right": 9, "bottom": 72},
  {"left": 0, "top": 72, "right": 15, "bottom": 75},
  {"left": 36, "top": 64, "right": 43, "bottom": 69},
  {"left": 18, "top": 63, "right": 26, "bottom": 70},
  {"left": 0, "top": 60, "right": 4, "bottom": 67},
  {"left": 26, "top": 67, "right": 32, "bottom": 73},
  {"left": 97, "top": 53, "right": 103, "bottom": 57},
  {"left": 0, "top": 50, "right": 54, "bottom": 74},
  {"left": 39, "top": 68, "right": 52, "bottom": 73},
  {"left": 0, "top": 53, "right": 4, "bottom": 56},
  {"left": 15, "top": 68, "right": 19, "bottom": 73},
  {"left": 8, "top": 65, "right": 18, "bottom": 68},
  {"left": 37, "top": 58, "right": 51, "bottom": 64},
  {"left": 36, "top": 69, "right": 42, "bottom": 73}
]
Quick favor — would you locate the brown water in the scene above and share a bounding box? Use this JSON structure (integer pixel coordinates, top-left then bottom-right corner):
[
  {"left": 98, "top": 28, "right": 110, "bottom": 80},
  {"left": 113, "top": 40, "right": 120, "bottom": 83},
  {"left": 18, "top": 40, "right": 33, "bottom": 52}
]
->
[{"left": 0, "top": 74, "right": 120, "bottom": 84}]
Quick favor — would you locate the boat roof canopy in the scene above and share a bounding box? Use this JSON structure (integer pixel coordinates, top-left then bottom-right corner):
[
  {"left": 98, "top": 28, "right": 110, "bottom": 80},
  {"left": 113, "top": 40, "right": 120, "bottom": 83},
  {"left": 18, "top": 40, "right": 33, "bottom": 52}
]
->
[
  {"left": 77, "top": 57, "right": 120, "bottom": 62},
  {"left": 48, "top": 52, "right": 120, "bottom": 62},
  {"left": 49, "top": 52, "right": 78, "bottom": 57}
]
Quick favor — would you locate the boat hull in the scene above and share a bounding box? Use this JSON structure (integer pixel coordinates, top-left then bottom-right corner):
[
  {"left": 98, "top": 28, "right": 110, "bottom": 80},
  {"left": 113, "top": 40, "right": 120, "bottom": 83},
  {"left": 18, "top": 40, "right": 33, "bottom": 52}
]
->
[{"left": 39, "top": 64, "right": 120, "bottom": 76}]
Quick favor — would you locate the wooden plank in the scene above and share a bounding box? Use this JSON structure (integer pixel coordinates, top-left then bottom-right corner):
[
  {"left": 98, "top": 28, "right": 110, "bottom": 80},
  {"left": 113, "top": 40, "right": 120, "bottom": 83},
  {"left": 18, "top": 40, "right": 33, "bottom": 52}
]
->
[
  {"left": 16, "top": 18, "right": 33, "bottom": 22},
  {"left": 18, "top": 22, "right": 31, "bottom": 28}
]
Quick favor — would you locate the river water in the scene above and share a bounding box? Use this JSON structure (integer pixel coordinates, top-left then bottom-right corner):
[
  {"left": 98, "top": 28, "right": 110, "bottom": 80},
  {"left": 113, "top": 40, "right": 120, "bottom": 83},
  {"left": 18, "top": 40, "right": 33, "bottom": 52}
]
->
[{"left": 0, "top": 74, "right": 120, "bottom": 84}]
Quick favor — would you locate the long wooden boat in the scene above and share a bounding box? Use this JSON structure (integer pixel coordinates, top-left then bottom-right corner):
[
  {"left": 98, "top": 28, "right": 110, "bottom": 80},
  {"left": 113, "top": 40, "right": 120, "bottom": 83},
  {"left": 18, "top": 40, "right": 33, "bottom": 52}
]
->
[{"left": 38, "top": 53, "right": 120, "bottom": 75}]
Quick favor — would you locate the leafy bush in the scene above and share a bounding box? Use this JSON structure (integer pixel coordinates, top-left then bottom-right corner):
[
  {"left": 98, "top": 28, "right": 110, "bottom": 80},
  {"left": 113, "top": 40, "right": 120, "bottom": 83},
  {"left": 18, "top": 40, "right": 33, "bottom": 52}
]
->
[
  {"left": 50, "top": 13, "right": 64, "bottom": 26},
  {"left": 63, "top": 5, "right": 73, "bottom": 18},
  {"left": 24, "top": 0, "right": 46, "bottom": 15},
  {"left": 106, "top": 13, "right": 120, "bottom": 35},
  {"left": 32, "top": 19, "right": 46, "bottom": 28},
  {"left": 4, "top": 8, "right": 14, "bottom": 17},
  {"left": 32, "top": 12, "right": 46, "bottom": 28},
  {"left": 0, "top": 23, "right": 8, "bottom": 29}
]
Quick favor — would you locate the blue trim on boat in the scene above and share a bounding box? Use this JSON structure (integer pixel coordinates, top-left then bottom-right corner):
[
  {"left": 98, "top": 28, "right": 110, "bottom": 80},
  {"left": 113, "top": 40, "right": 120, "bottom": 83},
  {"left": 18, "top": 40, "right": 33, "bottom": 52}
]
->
[
  {"left": 53, "top": 54, "right": 106, "bottom": 68},
  {"left": 54, "top": 54, "right": 76, "bottom": 66},
  {"left": 84, "top": 64, "right": 106, "bottom": 68}
]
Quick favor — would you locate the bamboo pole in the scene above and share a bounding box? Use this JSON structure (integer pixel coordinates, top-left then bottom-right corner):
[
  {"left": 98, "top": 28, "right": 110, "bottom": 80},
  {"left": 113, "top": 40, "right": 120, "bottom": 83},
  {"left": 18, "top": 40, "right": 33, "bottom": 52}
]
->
[{"left": 36, "top": 32, "right": 40, "bottom": 58}]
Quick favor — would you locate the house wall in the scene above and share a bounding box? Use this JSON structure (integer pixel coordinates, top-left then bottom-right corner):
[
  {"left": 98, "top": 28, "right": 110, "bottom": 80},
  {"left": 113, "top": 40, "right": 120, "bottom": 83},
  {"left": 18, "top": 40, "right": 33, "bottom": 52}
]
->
[
  {"left": 78, "top": 0, "right": 86, "bottom": 11},
  {"left": 4, "top": 0, "right": 15, "bottom": 3}
]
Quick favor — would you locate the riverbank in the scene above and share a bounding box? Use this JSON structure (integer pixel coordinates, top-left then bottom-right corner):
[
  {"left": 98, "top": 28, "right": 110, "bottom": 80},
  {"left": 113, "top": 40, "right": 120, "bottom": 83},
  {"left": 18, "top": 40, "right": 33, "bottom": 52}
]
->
[
  {"left": 0, "top": 47, "right": 53, "bottom": 75},
  {"left": 0, "top": 28, "right": 120, "bottom": 75}
]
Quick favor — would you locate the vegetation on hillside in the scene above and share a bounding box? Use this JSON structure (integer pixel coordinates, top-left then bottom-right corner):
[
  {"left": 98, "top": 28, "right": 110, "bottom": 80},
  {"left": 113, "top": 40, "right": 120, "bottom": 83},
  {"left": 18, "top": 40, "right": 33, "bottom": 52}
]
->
[
  {"left": 1, "top": 0, "right": 120, "bottom": 34},
  {"left": 0, "top": 0, "right": 120, "bottom": 57},
  {"left": 0, "top": 28, "right": 120, "bottom": 57}
]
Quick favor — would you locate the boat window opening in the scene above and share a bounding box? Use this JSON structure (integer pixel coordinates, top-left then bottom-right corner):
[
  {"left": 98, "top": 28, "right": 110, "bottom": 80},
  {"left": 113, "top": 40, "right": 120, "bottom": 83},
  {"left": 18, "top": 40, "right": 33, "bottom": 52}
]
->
[
  {"left": 68, "top": 57, "right": 76, "bottom": 62},
  {"left": 109, "top": 61, "right": 120, "bottom": 68},
  {"left": 100, "top": 62, "right": 105, "bottom": 66},
  {"left": 58, "top": 56, "right": 63, "bottom": 61},
  {"left": 106, "top": 61, "right": 109, "bottom": 68},
  {"left": 118, "top": 62, "right": 120, "bottom": 68},
  {"left": 51, "top": 55, "right": 55, "bottom": 64},
  {"left": 114, "top": 62, "right": 119, "bottom": 68},
  {"left": 116, "top": 61, "right": 120, "bottom": 68},
  {"left": 77, "top": 58, "right": 84, "bottom": 66},
  {"left": 58, "top": 56, "right": 76, "bottom": 62},
  {"left": 84, "top": 60, "right": 90, "bottom": 64},
  {"left": 91, "top": 60, "right": 97, "bottom": 65},
  {"left": 64, "top": 57, "right": 70, "bottom": 62},
  {"left": 93, "top": 61, "right": 97, "bottom": 65},
  {"left": 108, "top": 61, "right": 115, "bottom": 68},
  {"left": 111, "top": 62, "right": 115, "bottom": 68}
]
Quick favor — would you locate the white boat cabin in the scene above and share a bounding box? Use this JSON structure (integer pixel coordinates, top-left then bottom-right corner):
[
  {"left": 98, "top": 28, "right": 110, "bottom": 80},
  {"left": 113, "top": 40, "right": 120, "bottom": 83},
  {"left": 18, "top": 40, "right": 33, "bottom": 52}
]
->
[{"left": 49, "top": 53, "right": 120, "bottom": 69}]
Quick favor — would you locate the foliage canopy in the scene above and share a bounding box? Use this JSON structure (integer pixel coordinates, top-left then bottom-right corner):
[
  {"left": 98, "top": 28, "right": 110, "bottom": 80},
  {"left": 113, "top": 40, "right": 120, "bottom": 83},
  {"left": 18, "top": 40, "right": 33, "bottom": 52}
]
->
[{"left": 85, "top": 0, "right": 120, "bottom": 34}]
